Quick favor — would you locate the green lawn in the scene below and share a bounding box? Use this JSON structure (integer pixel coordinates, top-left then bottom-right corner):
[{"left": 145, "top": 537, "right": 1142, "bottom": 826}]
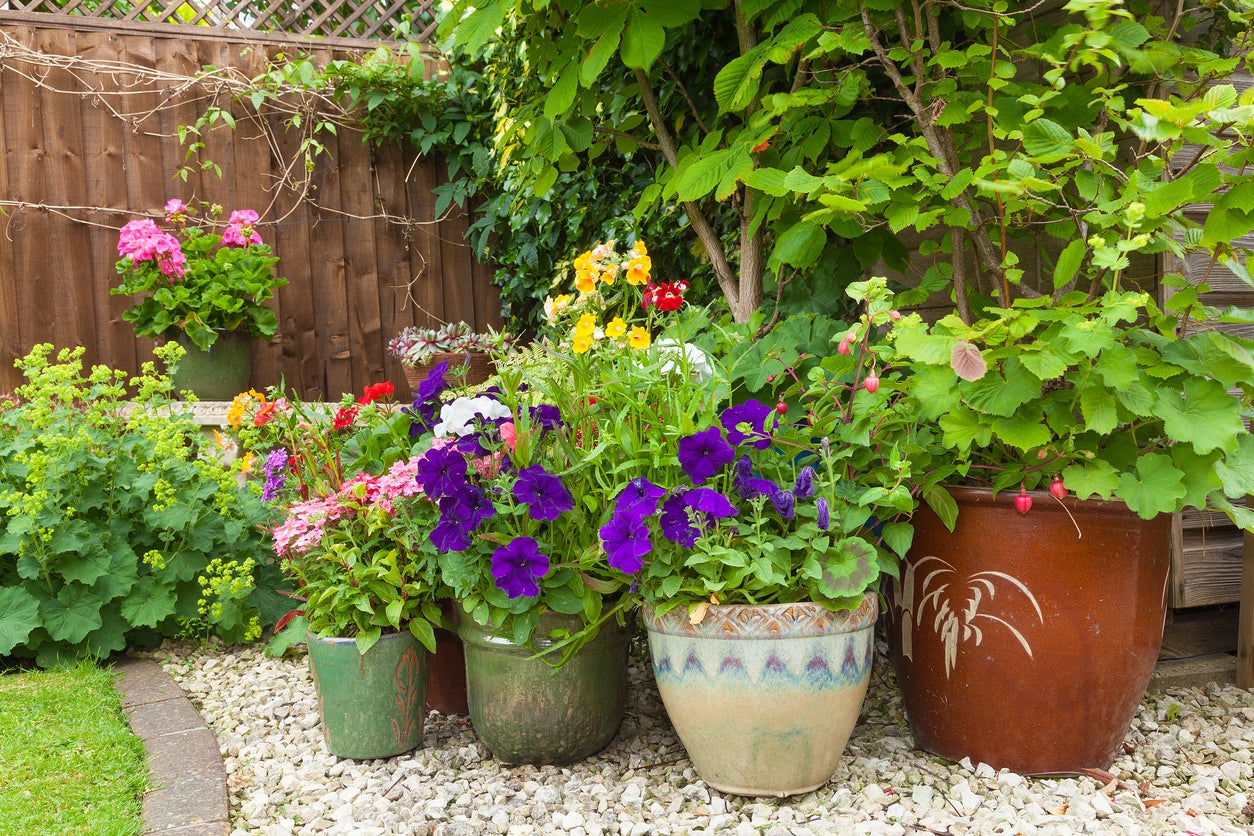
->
[{"left": 0, "top": 662, "right": 148, "bottom": 836}]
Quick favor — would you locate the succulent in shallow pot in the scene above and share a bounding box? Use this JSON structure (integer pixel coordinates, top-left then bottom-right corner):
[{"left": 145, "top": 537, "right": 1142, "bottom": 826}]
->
[{"left": 388, "top": 322, "right": 515, "bottom": 367}]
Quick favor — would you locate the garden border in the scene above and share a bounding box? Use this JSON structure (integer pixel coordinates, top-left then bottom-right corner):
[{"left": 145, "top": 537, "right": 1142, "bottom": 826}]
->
[{"left": 114, "top": 657, "right": 230, "bottom": 836}]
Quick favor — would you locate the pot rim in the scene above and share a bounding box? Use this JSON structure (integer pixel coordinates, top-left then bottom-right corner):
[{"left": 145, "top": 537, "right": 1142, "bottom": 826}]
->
[
  {"left": 939, "top": 484, "right": 1147, "bottom": 520},
  {"left": 642, "top": 593, "right": 878, "bottom": 639}
]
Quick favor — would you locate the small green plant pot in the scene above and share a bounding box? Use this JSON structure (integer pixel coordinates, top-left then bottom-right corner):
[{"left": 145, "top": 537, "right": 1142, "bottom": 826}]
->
[
  {"left": 169, "top": 329, "right": 252, "bottom": 401},
  {"left": 458, "top": 612, "right": 629, "bottom": 766},
  {"left": 306, "top": 630, "right": 430, "bottom": 760}
]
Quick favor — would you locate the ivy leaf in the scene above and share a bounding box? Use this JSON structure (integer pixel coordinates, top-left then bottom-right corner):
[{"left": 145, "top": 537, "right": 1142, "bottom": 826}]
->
[
  {"left": 1154, "top": 377, "right": 1246, "bottom": 455},
  {"left": 41, "top": 584, "right": 103, "bottom": 644},
  {"left": 0, "top": 586, "right": 41, "bottom": 655},
  {"left": 1118, "top": 453, "right": 1186, "bottom": 519}
]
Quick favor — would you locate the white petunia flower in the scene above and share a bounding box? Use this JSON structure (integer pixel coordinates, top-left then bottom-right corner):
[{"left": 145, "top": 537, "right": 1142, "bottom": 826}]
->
[
  {"left": 434, "top": 395, "right": 512, "bottom": 438},
  {"left": 654, "top": 338, "right": 713, "bottom": 382}
]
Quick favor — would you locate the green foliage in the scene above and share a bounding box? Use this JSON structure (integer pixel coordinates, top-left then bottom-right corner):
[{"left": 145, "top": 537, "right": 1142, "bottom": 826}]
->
[
  {"left": 0, "top": 662, "right": 147, "bottom": 835},
  {"left": 889, "top": 290, "right": 1254, "bottom": 526},
  {"left": 0, "top": 344, "right": 283, "bottom": 667}
]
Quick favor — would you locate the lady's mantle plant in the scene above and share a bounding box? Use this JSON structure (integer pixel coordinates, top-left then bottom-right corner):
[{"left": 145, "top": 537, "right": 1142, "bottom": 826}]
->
[
  {"left": 0, "top": 344, "right": 281, "bottom": 668},
  {"left": 111, "top": 199, "right": 287, "bottom": 352}
]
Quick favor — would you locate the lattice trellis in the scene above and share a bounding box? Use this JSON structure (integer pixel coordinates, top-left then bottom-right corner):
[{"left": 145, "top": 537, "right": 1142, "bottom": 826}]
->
[{"left": 4, "top": 0, "right": 439, "bottom": 41}]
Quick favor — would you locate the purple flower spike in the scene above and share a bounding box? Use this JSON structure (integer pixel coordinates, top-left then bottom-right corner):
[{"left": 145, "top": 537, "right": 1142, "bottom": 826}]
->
[
  {"left": 261, "top": 448, "right": 289, "bottom": 501},
  {"left": 685, "top": 488, "right": 738, "bottom": 518},
  {"left": 415, "top": 445, "right": 468, "bottom": 499},
  {"left": 720, "top": 399, "right": 774, "bottom": 449},
  {"left": 794, "top": 466, "right": 815, "bottom": 500},
  {"left": 615, "top": 477, "right": 666, "bottom": 518},
  {"left": 770, "top": 488, "right": 796, "bottom": 519},
  {"left": 660, "top": 492, "right": 699, "bottom": 547},
  {"left": 599, "top": 512, "right": 652, "bottom": 575},
  {"left": 817, "top": 497, "right": 830, "bottom": 531},
  {"left": 677, "top": 426, "right": 735, "bottom": 485},
  {"left": 490, "top": 537, "right": 550, "bottom": 598},
  {"left": 513, "top": 465, "right": 574, "bottom": 521}
]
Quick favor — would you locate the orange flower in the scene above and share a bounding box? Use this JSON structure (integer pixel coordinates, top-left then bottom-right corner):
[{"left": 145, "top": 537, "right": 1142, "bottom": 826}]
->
[{"left": 625, "top": 255, "right": 651, "bottom": 286}]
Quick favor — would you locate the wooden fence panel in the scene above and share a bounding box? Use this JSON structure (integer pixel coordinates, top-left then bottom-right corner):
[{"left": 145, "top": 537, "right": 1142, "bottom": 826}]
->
[{"left": 0, "top": 16, "right": 501, "bottom": 399}]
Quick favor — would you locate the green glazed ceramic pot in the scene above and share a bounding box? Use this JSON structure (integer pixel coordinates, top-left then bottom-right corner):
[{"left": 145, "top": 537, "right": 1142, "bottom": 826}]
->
[
  {"left": 306, "top": 630, "right": 430, "bottom": 760},
  {"left": 458, "top": 612, "right": 629, "bottom": 766},
  {"left": 169, "top": 329, "right": 252, "bottom": 401}
]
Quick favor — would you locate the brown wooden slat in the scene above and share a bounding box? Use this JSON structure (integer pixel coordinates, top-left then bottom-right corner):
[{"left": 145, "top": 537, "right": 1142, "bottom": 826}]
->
[
  {"left": 0, "top": 48, "right": 19, "bottom": 393},
  {"left": 371, "top": 141, "right": 415, "bottom": 394},
  {"left": 1178, "top": 532, "right": 1247, "bottom": 608},
  {"left": 403, "top": 145, "right": 444, "bottom": 332},
  {"left": 337, "top": 122, "right": 384, "bottom": 392}
]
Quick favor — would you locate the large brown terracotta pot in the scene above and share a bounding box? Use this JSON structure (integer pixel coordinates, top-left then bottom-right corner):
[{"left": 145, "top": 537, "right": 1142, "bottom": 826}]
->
[{"left": 885, "top": 486, "right": 1171, "bottom": 774}]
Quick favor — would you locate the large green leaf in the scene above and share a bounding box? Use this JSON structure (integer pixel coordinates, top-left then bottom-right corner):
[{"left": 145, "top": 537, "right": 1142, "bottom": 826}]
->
[
  {"left": 120, "top": 577, "right": 179, "bottom": 629},
  {"left": 1022, "top": 118, "right": 1073, "bottom": 161},
  {"left": 0, "top": 586, "right": 41, "bottom": 655},
  {"left": 1062, "top": 459, "right": 1122, "bottom": 500},
  {"left": 1118, "top": 453, "right": 1187, "bottom": 519},
  {"left": 962, "top": 360, "right": 1040, "bottom": 417},
  {"left": 1154, "top": 377, "right": 1246, "bottom": 455},
  {"left": 1078, "top": 382, "right": 1119, "bottom": 435},
  {"left": 771, "top": 222, "right": 826, "bottom": 269},
  {"left": 990, "top": 411, "right": 1053, "bottom": 452},
  {"left": 713, "top": 48, "right": 767, "bottom": 114},
  {"left": 41, "top": 584, "right": 104, "bottom": 644},
  {"left": 1214, "top": 433, "right": 1254, "bottom": 498},
  {"left": 620, "top": 12, "right": 666, "bottom": 69},
  {"left": 940, "top": 408, "right": 992, "bottom": 450}
]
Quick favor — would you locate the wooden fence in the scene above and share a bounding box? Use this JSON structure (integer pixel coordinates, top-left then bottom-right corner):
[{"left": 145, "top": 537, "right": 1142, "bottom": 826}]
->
[{"left": 0, "top": 13, "right": 501, "bottom": 400}]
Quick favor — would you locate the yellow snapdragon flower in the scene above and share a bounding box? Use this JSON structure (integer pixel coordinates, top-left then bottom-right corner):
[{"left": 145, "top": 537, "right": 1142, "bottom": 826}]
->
[
  {"left": 628, "top": 327, "right": 651, "bottom": 350},
  {"left": 605, "top": 317, "right": 627, "bottom": 338}
]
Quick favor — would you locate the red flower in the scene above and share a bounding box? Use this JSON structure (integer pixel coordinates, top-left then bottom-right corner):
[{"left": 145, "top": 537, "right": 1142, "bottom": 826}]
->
[
  {"left": 253, "top": 402, "right": 277, "bottom": 427},
  {"left": 653, "top": 282, "right": 686, "bottom": 312},
  {"left": 331, "top": 405, "right": 359, "bottom": 430},
  {"left": 357, "top": 381, "right": 395, "bottom": 405}
]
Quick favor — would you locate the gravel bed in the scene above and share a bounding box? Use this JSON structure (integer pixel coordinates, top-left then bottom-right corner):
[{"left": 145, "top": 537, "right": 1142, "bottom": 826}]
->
[{"left": 152, "top": 637, "right": 1254, "bottom": 835}]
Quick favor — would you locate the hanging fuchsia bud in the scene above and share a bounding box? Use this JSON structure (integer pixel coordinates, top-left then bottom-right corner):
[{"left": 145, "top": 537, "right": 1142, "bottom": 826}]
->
[
  {"left": 1014, "top": 487, "right": 1032, "bottom": 515},
  {"left": 863, "top": 372, "right": 880, "bottom": 394},
  {"left": 1049, "top": 477, "right": 1067, "bottom": 500},
  {"left": 837, "top": 339, "right": 851, "bottom": 356},
  {"left": 888, "top": 309, "right": 902, "bottom": 321}
]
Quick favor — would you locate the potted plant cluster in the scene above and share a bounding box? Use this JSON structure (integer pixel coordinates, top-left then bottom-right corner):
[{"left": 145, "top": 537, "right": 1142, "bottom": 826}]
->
[
  {"left": 232, "top": 384, "right": 445, "bottom": 759},
  {"left": 509, "top": 243, "right": 917, "bottom": 794},
  {"left": 111, "top": 198, "right": 287, "bottom": 400},
  {"left": 388, "top": 321, "right": 515, "bottom": 389}
]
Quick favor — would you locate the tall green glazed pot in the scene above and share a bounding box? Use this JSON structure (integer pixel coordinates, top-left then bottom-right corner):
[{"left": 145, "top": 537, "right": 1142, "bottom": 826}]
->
[
  {"left": 306, "top": 630, "right": 430, "bottom": 759},
  {"left": 169, "top": 329, "right": 252, "bottom": 401},
  {"left": 458, "top": 611, "right": 630, "bottom": 765},
  {"left": 644, "top": 595, "right": 878, "bottom": 797}
]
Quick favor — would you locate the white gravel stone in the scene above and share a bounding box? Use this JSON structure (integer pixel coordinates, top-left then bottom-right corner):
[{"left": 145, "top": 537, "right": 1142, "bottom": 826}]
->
[{"left": 145, "top": 640, "right": 1254, "bottom": 836}]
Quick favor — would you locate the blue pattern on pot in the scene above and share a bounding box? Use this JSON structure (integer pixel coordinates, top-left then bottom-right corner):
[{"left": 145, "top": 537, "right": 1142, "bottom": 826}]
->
[{"left": 643, "top": 595, "right": 877, "bottom": 798}]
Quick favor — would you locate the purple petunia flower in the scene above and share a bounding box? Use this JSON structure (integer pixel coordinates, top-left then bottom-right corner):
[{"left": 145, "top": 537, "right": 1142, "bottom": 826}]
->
[
  {"left": 490, "top": 536, "right": 550, "bottom": 598},
  {"left": 720, "top": 399, "right": 774, "bottom": 449},
  {"left": 513, "top": 465, "right": 574, "bottom": 521},
  {"left": 660, "top": 492, "right": 699, "bottom": 547},
  {"left": 816, "top": 496, "right": 830, "bottom": 531},
  {"left": 529, "top": 404, "right": 563, "bottom": 433},
  {"left": 405, "top": 361, "right": 450, "bottom": 437},
  {"left": 794, "top": 466, "right": 815, "bottom": 500},
  {"left": 599, "top": 511, "right": 651, "bottom": 575},
  {"left": 439, "top": 486, "right": 495, "bottom": 531},
  {"left": 685, "top": 488, "right": 738, "bottom": 518},
  {"left": 614, "top": 477, "right": 666, "bottom": 519},
  {"left": 261, "top": 448, "right": 289, "bottom": 501},
  {"left": 415, "top": 445, "right": 468, "bottom": 499},
  {"left": 677, "top": 426, "right": 735, "bottom": 485},
  {"left": 770, "top": 488, "right": 796, "bottom": 519},
  {"left": 416, "top": 361, "right": 450, "bottom": 403},
  {"left": 429, "top": 514, "right": 472, "bottom": 552}
]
